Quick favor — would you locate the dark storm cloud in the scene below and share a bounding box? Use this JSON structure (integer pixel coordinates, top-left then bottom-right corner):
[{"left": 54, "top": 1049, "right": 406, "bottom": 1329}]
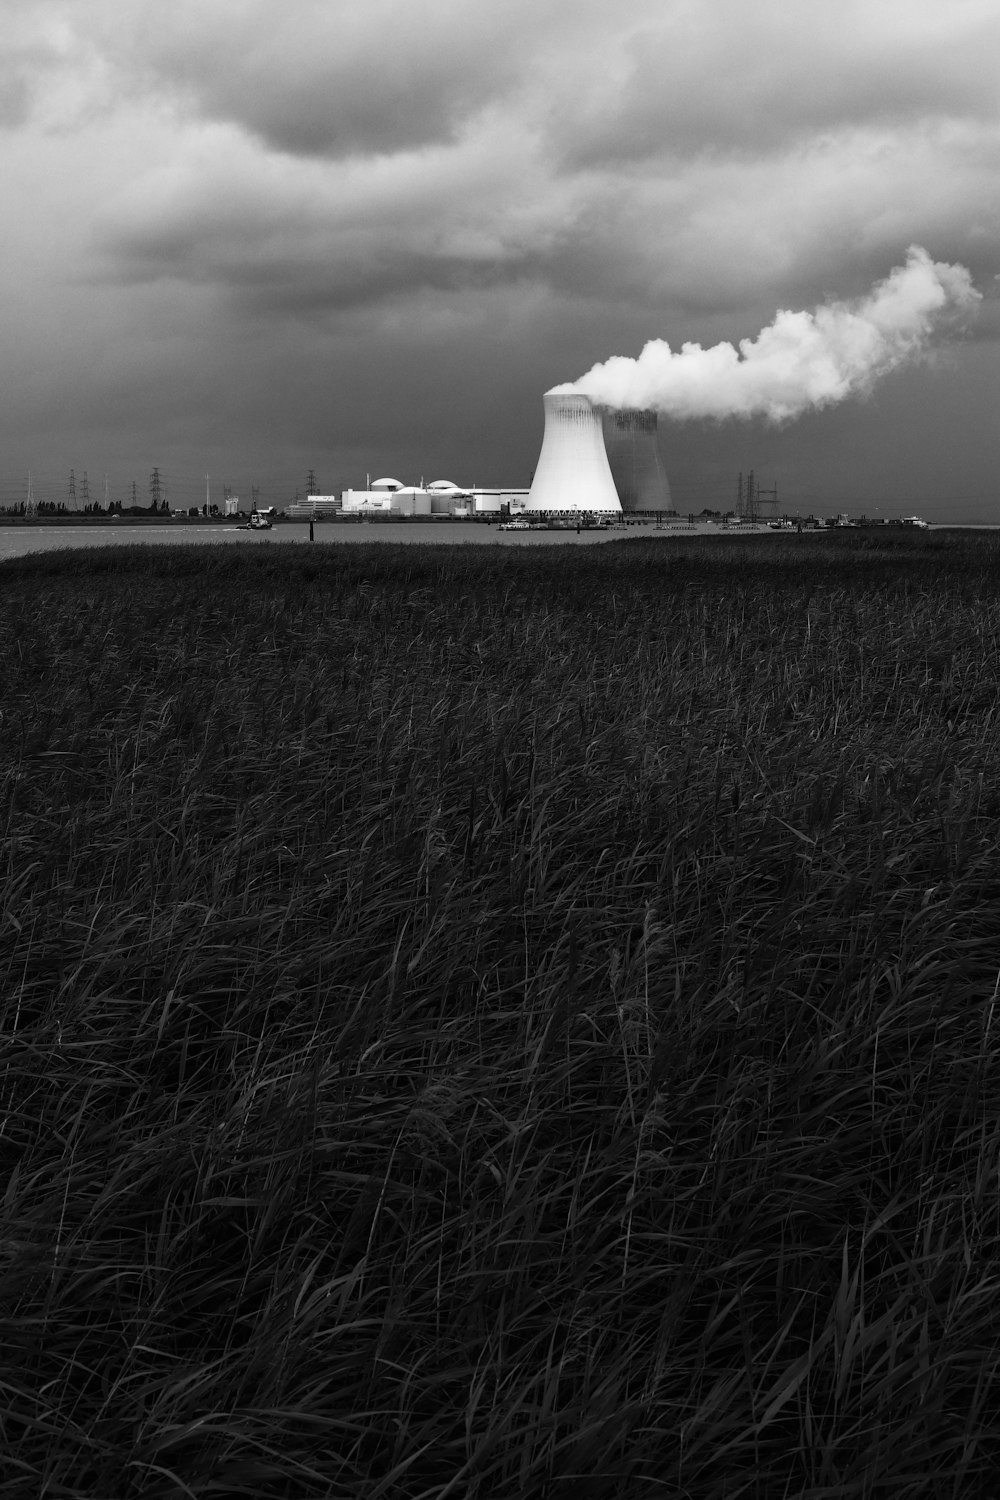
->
[
  {"left": 1, "top": 0, "right": 998, "bottom": 520},
  {"left": 10, "top": 1, "right": 1000, "bottom": 326},
  {"left": 88, "top": 111, "right": 583, "bottom": 316},
  {"left": 103, "top": 229, "right": 537, "bottom": 314},
  {"left": 124, "top": 27, "right": 506, "bottom": 158},
  {"left": 90, "top": 0, "right": 547, "bottom": 159},
  {"left": 552, "top": 3, "right": 1000, "bottom": 166}
]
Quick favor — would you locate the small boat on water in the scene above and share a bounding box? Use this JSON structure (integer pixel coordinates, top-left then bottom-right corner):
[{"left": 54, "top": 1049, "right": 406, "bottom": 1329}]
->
[{"left": 238, "top": 511, "right": 273, "bottom": 531}]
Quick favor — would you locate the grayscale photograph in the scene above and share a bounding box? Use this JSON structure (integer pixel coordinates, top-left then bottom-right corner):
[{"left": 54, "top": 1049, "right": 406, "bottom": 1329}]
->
[{"left": 2, "top": 4, "right": 998, "bottom": 1497}]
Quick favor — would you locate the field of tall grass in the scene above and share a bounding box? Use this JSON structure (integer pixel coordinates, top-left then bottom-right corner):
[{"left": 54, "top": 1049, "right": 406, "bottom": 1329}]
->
[{"left": 3, "top": 531, "right": 1000, "bottom": 1497}]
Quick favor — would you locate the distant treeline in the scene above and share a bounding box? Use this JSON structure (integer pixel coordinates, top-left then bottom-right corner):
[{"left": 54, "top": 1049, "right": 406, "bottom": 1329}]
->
[{"left": 0, "top": 499, "right": 170, "bottom": 517}]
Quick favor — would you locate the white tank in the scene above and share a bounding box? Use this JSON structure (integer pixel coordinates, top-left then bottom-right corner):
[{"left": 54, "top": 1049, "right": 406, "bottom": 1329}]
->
[{"left": 524, "top": 390, "right": 623, "bottom": 513}]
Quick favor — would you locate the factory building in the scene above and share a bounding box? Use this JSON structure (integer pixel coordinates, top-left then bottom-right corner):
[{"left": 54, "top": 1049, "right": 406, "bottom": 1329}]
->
[
  {"left": 342, "top": 479, "right": 433, "bottom": 516},
  {"left": 338, "top": 478, "right": 529, "bottom": 517},
  {"left": 288, "top": 495, "right": 341, "bottom": 517},
  {"left": 467, "top": 489, "right": 530, "bottom": 514}
]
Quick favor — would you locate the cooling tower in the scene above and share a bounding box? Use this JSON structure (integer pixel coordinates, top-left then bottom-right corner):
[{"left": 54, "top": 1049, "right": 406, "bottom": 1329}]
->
[
  {"left": 600, "top": 407, "right": 673, "bottom": 512},
  {"left": 524, "top": 390, "right": 623, "bottom": 513}
]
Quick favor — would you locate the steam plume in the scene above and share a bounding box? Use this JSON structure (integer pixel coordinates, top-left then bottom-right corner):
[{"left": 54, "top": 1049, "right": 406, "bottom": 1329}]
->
[{"left": 554, "top": 246, "right": 980, "bottom": 422}]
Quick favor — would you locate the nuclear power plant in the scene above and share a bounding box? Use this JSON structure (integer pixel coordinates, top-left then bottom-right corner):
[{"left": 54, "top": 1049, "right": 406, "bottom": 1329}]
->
[
  {"left": 292, "top": 385, "right": 674, "bottom": 521},
  {"left": 524, "top": 389, "right": 671, "bottom": 515}
]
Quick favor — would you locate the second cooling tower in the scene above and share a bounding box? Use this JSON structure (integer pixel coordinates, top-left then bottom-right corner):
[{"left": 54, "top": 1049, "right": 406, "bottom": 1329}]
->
[
  {"left": 524, "top": 391, "right": 622, "bottom": 513},
  {"left": 600, "top": 407, "right": 673, "bottom": 513}
]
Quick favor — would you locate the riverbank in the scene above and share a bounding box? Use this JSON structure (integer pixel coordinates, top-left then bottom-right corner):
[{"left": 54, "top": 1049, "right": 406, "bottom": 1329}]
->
[{"left": 0, "top": 515, "right": 936, "bottom": 565}]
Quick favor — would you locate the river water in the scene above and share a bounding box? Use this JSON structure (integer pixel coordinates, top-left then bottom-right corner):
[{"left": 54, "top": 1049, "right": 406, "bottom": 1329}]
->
[
  {"left": 0, "top": 520, "right": 654, "bottom": 562},
  {"left": 3, "top": 520, "right": 953, "bottom": 564}
]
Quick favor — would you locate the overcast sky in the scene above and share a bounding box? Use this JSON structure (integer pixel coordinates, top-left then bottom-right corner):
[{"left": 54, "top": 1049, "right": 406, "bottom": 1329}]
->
[{"left": 2, "top": 0, "right": 998, "bottom": 517}]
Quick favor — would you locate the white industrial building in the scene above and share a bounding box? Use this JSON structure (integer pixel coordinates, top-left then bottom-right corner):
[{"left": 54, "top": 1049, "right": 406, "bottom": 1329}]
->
[
  {"left": 342, "top": 479, "right": 433, "bottom": 516},
  {"left": 467, "top": 489, "right": 531, "bottom": 514},
  {"left": 337, "top": 477, "right": 528, "bottom": 517},
  {"left": 288, "top": 496, "right": 341, "bottom": 517}
]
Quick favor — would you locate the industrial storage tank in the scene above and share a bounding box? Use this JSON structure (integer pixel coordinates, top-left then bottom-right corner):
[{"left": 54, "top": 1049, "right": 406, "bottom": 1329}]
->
[
  {"left": 428, "top": 481, "right": 471, "bottom": 515},
  {"left": 600, "top": 407, "right": 673, "bottom": 513},
  {"left": 391, "top": 488, "right": 432, "bottom": 516},
  {"left": 524, "top": 390, "right": 622, "bottom": 514}
]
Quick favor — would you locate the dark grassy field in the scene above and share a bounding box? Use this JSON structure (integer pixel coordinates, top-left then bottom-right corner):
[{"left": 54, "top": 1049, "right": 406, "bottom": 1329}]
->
[{"left": 3, "top": 531, "right": 1000, "bottom": 1498}]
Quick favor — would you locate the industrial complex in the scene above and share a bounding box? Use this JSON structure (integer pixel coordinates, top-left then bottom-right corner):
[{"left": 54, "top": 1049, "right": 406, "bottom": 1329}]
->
[{"left": 289, "top": 392, "right": 673, "bottom": 521}]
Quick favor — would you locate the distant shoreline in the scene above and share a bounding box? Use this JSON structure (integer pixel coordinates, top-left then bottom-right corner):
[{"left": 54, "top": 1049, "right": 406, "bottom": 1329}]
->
[
  {"left": 2, "top": 513, "right": 996, "bottom": 535},
  {"left": 0, "top": 515, "right": 986, "bottom": 530}
]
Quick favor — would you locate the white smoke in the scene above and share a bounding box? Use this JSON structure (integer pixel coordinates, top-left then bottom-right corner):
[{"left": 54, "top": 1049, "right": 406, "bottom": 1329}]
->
[{"left": 554, "top": 246, "right": 980, "bottom": 421}]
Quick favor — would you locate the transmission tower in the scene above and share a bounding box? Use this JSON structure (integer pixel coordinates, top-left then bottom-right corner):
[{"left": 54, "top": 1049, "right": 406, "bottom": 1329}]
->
[
  {"left": 130, "top": 480, "right": 138, "bottom": 509},
  {"left": 757, "top": 480, "right": 778, "bottom": 520},
  {"left": 737, "top": 470, "right": 756, "bottom": 520},
  {"left": 80, "top": 472, "right": 90, "bottom": 511},
  {"left": 68, "top": 470, "right": 77, "bottom": 509},
  {"left": 149, "top": 467, "right": 163, "bottom": 513},
  {"left": 736, "top": 471, "right": 779, "bottom": 522},
  {"left": 306, "top": 469, "right": 317, "bottom": 496}
]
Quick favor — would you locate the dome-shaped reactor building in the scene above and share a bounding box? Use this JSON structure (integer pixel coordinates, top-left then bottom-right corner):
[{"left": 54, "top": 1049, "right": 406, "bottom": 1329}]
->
[
  {"left": 599, "top": 407, "right": 673, "bottom": 513},
  {"left": 524, "top": 391, "right": 622, "bottom": 513}
]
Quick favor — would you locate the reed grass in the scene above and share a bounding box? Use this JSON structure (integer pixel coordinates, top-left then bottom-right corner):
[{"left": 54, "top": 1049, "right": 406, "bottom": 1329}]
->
[{"left": 2, "top": 530, "right": 1000, "bottom": 1496}]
